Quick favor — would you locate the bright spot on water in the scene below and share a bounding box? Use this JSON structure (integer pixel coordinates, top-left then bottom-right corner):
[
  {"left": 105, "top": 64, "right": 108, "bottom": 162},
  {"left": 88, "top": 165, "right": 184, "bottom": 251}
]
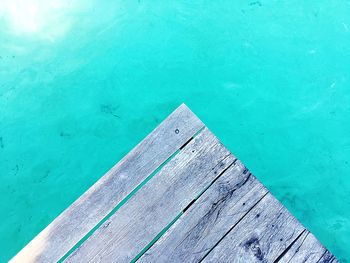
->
[{"left": 0, "top": 0, "right": 74, "bottom": 40}]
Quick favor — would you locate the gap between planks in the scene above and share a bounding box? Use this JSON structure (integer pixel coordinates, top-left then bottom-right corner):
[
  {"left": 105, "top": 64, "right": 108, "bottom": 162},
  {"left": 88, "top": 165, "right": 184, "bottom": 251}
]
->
[
  {"left": 64, "top": 128, "right": 236, "bottom": 262},
  {"left": 131, "top": 158, "right": 238, "bottom": 262},
  {"left": 59, "top": 127, "right": 206, "bottom": 262}
]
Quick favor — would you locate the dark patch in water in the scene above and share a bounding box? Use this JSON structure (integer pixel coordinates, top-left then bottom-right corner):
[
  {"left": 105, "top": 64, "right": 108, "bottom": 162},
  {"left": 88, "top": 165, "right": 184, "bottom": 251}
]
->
[
  {"left": 0, "top": 137, "right": 3, "bottom": 148},
  {"left": 100, "top": 104, "right": 120, "bottom": 118},
  {"left": 60, "top": 131, "right": 71, "bottom": 138},
  {"left": 13, "top": 165, "right": 19, "bottom": 176},
  {"left": 249, "top": 1, "right": 262, "bottom": 6},
  {"left": 153, "top": 116, "right": 159, "bottom": 123}
]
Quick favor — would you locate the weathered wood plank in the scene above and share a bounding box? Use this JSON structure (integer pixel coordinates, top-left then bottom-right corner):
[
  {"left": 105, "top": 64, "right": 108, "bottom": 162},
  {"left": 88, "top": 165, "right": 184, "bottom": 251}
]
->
[
  {"left": 317, "top": 250, "right": 339, "bottom": 263},
  {"left": 201, "top": 193, "right": 306, "bottom": 263},
  {"left": 11, "top": 104, "right": 204, "bottom": 263},
  {"left": 139, "top": 161, "right": 268, "bottom": 263},
  {"left": 65, "top": 128, "right": 235, "bottom": 262},
  {"left": 277, "top": 230, "right": 327, "bottom": 263}
]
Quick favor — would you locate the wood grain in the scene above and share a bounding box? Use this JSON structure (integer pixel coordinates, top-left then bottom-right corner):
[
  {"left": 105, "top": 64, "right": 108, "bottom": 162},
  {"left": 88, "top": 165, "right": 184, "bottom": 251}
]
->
[
  {"left": 139, "top": 161, "right": 268, "bottom": 263},
  {"left": 277, "top": 230, "right": 327, "bottom": 263},
  {"left": 201, "top": 193, "right": 306, "bottom": 263},
  {"left": 11, "top": 104, "right": 204, "bottom": 263},
  {"left": 317, "top": 250, "right": 339, "bottom": 263}
]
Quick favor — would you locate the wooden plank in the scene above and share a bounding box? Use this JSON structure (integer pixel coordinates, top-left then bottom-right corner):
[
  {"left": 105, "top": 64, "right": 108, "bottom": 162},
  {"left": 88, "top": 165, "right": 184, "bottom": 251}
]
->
[
  {"left": 139, "top": 161, "right": 269, "bottom": 263},
  {"left": 317, "top": 250, "right": 339, "bottom": 263},
  {"left": 277, "top": 230, "right": 327, "bottom": 263},
  {"left": 65, "top": 128, "right": 236, "bottom": 262},
  {"left": 201, "top": 193, "right": 306, "bottom": 263},
  {"left": 11, "top": 104, "right": 204, "bottom": 263}
]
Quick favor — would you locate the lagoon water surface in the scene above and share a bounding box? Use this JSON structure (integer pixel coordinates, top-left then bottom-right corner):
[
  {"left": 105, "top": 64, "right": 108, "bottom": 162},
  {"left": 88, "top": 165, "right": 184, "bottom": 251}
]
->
[{"left": 1, "top": 0, "right": 350, "bottom": 261}]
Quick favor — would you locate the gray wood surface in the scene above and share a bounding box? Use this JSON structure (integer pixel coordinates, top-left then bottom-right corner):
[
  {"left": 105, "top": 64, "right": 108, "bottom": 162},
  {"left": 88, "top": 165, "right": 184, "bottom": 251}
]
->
[
  {"left": 139, "top": 161, "right": 269, "bottom": 263},
  {"left": 201, "top": 193, "right": 306, "bottom": 263},
  {"left": 277, "top": 230, "right": 327, "bottom": 263},
  {"left": 65, "top": 128, "right": 235, "bottom": 262},
  {"left": 317, "top": 251, "right": 339, "bottom": 263},
  {"left": 11, "top": 104, "right": 204, "bottom": 263}
]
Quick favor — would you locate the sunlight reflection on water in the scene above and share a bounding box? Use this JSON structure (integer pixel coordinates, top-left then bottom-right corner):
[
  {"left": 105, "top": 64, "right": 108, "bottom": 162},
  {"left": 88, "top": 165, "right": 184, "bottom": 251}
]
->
[{"left": 0, "top": 0, "right": 76, "bottom": 41}]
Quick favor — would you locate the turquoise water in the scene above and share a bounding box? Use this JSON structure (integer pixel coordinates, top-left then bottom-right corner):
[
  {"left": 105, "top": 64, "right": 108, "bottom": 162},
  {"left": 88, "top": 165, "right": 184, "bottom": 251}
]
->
[{"left": 1, "top": 0, "right": 350, "bottom": 261}]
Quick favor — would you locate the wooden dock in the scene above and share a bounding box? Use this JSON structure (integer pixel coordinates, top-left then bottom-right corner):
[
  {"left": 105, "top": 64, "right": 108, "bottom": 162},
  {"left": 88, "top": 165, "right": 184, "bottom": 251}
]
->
[{"left": 11, "top": 104, "right": 337, "bottom": 263}]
